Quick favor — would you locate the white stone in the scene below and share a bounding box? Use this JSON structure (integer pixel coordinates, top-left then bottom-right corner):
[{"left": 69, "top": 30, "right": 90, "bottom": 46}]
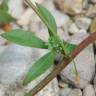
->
[
  {"left": 8, "top": 0, "right": 24, "bottom": 19},
  {"left": 0, "top": 44, "right": 48, "bottom": 85},
  {"left": 31, "top": 0, "right": 44, "bottom": 5},
  {"left": 0, "top": 31, "right": 8, "bottom": 46},
  {"left": 36, "top": 78, "right": 59, "bottom": 96},
  {"left": 43, "top": 0, "right": 55, "bottom": 11},
  {"left": 0, "top": 37, "right": 7, "bottom": 46},
  {"left": 0, "top": 85, "right": 8, "bottom": 96},
  {"left": 78, "top": 29, "right": 87, "bottom": 34},
  {"left": 2, "top": 77, "right": 59, "bottom": 96},
  {"left": 43, "top": 0, "right": 71, "bottom": 27},
  {"left": 61, "top": 33, "right": 95, "bottom": 88},
  {"left": 17, "top": 8, "right": 34, "bottom": 26},
  {"left": 67, "top": 33, "right": 89, "bottom": 44},
  {"left": 58, "top": 28, "right": 70, "bottom": 41},
  {"left": 75, "top": 17, "right": 91, "bottom": 30},
  {"left": 52, "top": 10, "right": 71, "bottom": 27},
  {"left": 59, "top": 88, "right": 72, "bottom": 96},
  {"left": 0, "top": 43, "right": 59, "bottom": 96},
  {"left": 29, "top": 17, "right": 49, "bottom": 41},
  {"left": 83, "top": 84, "right": 95, "bottom": 96},
  {"left": 59, "top": 80, "right": 69, "bottom": 88},
  {"left": 17, "top": 0, "right": 45, "bottom": 26},
  {"left": 6, "top": 78, "right": 59, "bottom": 96},
  {"left": 69, "top": 23, "right": 79, "bottom": 34},
  {"left": 68, "top": 89, "right": 82, "bottom": 96}
]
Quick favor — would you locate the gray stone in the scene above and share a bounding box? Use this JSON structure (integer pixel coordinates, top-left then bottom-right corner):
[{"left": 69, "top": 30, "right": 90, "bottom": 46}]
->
[
  {"left": 83, "top": 84, "right": 95, "bottom": 96},
  {"left": 85, "top": 4, "right": 96, "bottom": 18},
  {"left": 0, "top": 44, "right": 37, "bottom": 85},
  {"left": 59, "top": 80, "right": 69, "bottom": 88},
  {"left": 58, "top": 28, "right": 70, "bottom": 41},
  {"left": 2, "top": 77, "right": 59, "bottom": 96},
  {"left": 0, "top": 43, "right": 59, "bottom": 96},
  {"left": 61, "top": 33, "right": 95, "bottom": 88},
  {"left": 8, "top": 0, "right": 24, "bottom": 19},
  {"left": 75, "top": 17, "right": 91, "bottom": 30},
  {"left": 68, "top": 89, "right": 82, "bottom": 96},
  {"left": 7, "top": 78, "right": 59, "bottom": 96},
  {"left": 78, "top": 29, "right": 87, "bottom": 34},
  {"left": 51, "top": 10, "right": 71, "bottom": 28},
  {"left": 82, "top": 0, "right": 89, "bottom": 9},
  {"left": 17, "top": 8, "right": 34, "bottom": 26},
  {"left": 29, "top": 16, "right": 49, "bottom": 41},
  {"left": 59, "top": 88, "right": 72, "bottom": 96},
  {"left": 36, "top": 78, "right": 59, "bottom": 96},
  {"left": 91, "top": 0, "right": 96, "bottom": 3},
  {"left": 43, "top": 0, "right": 56, "bottom": 12},
  {"left": 0, "top": 37, "right": 7, "bottom": 46},
  {"left": 94, "top": 63, "right": 96, "bottom": 93},
  {"left": 0, "top": 85, "right": 8, "bottom": 96}
]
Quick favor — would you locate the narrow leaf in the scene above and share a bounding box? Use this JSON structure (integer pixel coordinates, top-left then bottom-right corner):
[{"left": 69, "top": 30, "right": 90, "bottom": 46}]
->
[
  {"left": 1, "top": 29, "right": 48, "bottom": 49},
  {"left": 36, "top": 3, "right": 57, "bottom": 36},
  {"left": 23, "top": 51, "right": 56, "bottom": 85},
  {"left": 0, "top": 11, "right": 15, "bottom": 24},
  {"left": 0, "top": 0, "right": 8, "bottom": 12},
  {"left": 64, "top": 42, "right": 76, "bottom": 55}
]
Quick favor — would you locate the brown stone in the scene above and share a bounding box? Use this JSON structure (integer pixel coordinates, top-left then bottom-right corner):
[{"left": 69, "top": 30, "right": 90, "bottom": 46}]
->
[
  {"left": 54, "top": 0, "right": 83, "bottom": 15},
  {"left": 89, "top": 18, "right": 96, "bottom": 33}
]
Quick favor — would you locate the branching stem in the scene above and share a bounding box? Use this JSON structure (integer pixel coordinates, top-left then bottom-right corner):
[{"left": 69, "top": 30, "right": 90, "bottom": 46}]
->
[{"left": 25, "top": 32, "right": 96, "bottom": 96}]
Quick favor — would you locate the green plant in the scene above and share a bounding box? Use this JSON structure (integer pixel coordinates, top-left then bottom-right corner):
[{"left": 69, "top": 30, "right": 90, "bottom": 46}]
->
[
  {"left": 1, "top": 0, "right": 79, "bottom": 95},
  {"left": 0, "top": 0, "right": 15, "bottom": 25},
  {"left": 1, "top": 0, "right": 78, "bottom": 85},
  {"left": 1, "top": 0, "right": 96, "bottom": 96}
]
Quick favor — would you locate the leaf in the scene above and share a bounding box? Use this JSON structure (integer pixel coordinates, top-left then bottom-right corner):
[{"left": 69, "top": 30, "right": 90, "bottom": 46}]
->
[
  {"left": 1, "top": 29, "right": 48, "bottom": 49},
  {"left": 0, "top": 11, "right": 15, "bottom": 24},
  {"left": 64, "top": 42, "right": 76, "bottom": 55},
  {"left": 23, "top": 51, "right": 56, "bottom": 85},
  {"left": 0, "top": 0, "right": 8, "bottom": 12},
  {"left": 36, "top": 3, "right": 57, "bottom": 36}
]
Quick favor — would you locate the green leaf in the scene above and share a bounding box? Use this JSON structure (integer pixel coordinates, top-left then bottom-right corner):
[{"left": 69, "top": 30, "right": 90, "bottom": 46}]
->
[
  {"left": 36, "top": 3, "right": 57, "bottom": 36},
  {"left": 1, "top": 29, "right": 48, "bottom": 49},
  {"left": 0, "top": 0, "right": 8, "bottom": 12},
  {"left": 64, "top": 42, "right": 76, "bottom": 55},
  {"left": 23, "top": 51, "right": 56, "bottom": 85},
  {"left": 0, "top": 11, "right": 15, "bottom": 24}
]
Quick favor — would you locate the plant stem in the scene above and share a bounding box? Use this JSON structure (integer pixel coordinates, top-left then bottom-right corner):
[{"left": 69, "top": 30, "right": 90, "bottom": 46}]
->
[
  {"left": 25, "top": 32, "right": 96, "bottom": 96},
  {"left": 73, "top": 60, "right": 78, "bottom": 77}
]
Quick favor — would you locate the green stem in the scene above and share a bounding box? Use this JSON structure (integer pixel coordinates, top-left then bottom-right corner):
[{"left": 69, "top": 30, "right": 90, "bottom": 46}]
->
[
  {"left": 60, "top": 41, "right": 68, "bottom": 55},
  {"left": 73, "top": 60, "right": 78, "bottom": 77}
]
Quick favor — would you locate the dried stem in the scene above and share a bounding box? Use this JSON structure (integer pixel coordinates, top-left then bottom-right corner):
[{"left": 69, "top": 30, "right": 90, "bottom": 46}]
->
[{"left": 25, "top": 32, "right": 96, "bottom": 96}]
